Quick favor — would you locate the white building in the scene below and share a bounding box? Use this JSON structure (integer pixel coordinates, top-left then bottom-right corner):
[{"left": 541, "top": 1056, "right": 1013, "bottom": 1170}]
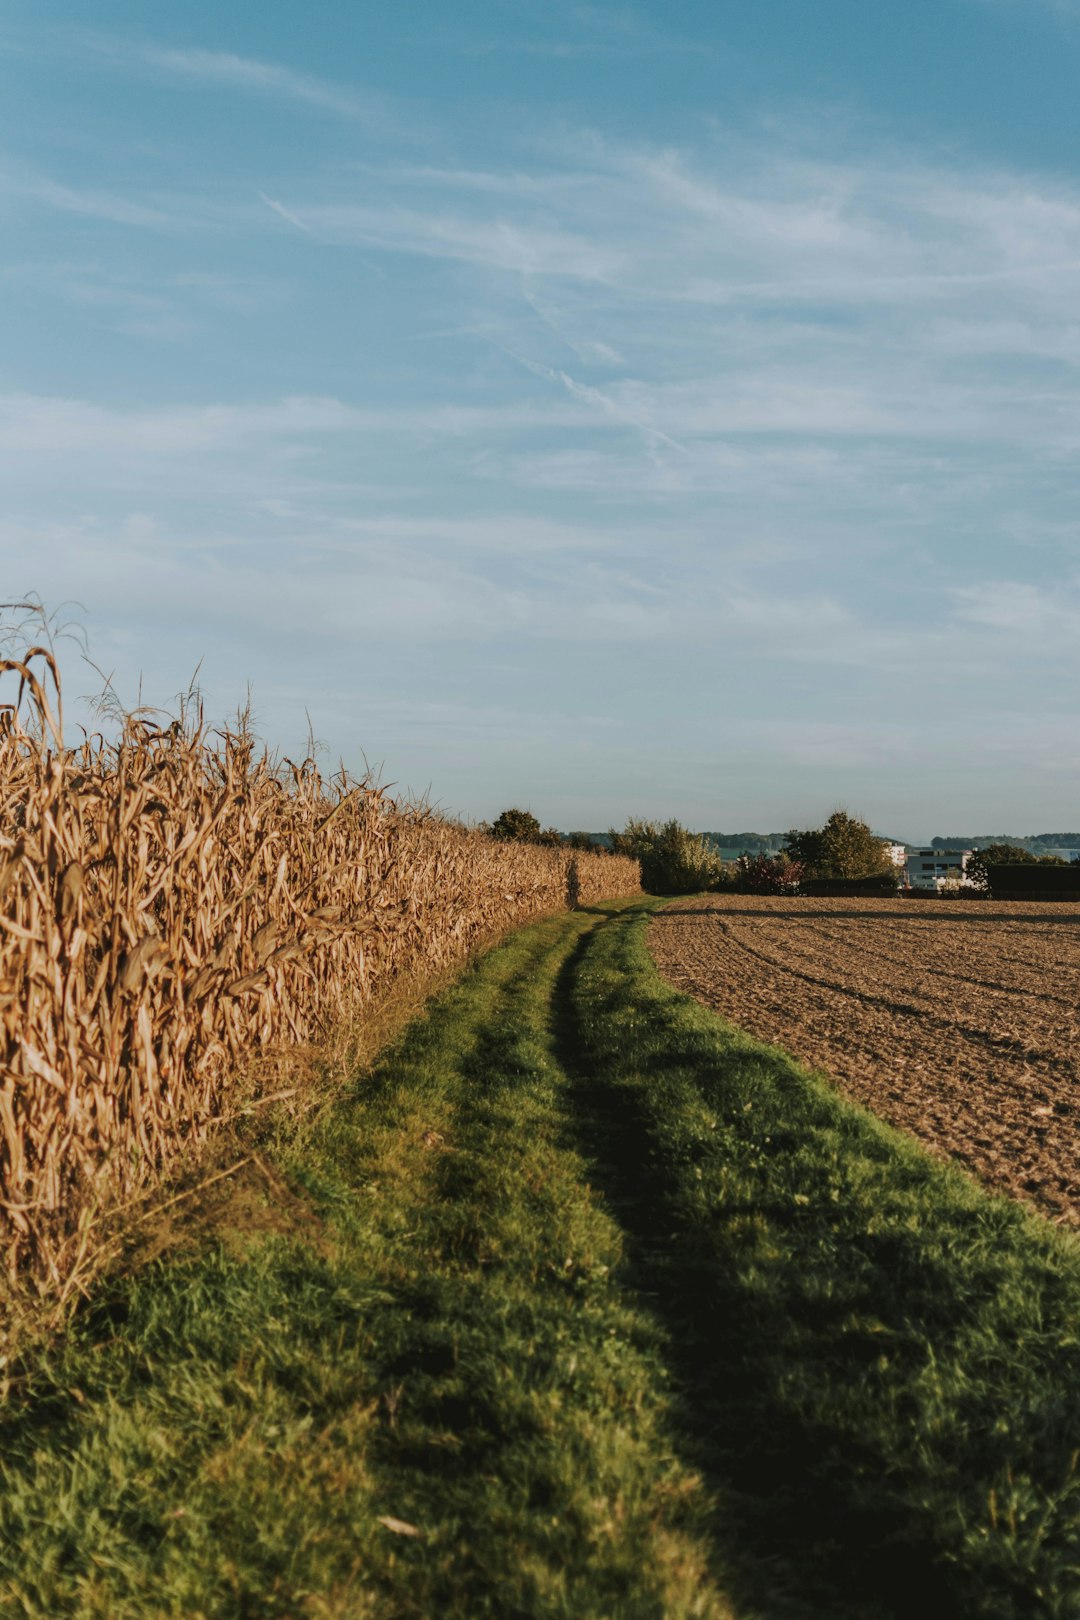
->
[
  {"left": 905, "top": 848, "right": 975, "bottom": 891},
  {"left": 881, "top": 842, "right": 908, "bottom": 869}
]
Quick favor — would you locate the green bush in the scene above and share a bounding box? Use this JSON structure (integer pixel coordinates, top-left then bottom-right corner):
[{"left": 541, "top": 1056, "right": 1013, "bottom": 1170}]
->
[{"left": 615, "top": 818, "right": 731, "bottom": 895}]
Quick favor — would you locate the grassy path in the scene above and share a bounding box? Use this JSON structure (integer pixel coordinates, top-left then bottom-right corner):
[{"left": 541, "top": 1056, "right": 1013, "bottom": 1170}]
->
[{"left": 2, "top": 899, "right": 1080, "bottom": 1617}]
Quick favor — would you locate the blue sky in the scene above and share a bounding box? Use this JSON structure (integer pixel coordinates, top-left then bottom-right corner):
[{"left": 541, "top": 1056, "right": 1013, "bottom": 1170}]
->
[{"left": 5, "top": 0, "right": 1080, "bottom": 838}]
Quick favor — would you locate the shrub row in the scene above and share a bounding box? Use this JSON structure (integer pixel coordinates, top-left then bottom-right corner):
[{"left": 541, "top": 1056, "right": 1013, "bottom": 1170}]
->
[
  {"left": 987, "top": 864, "right": 1080, "bottom": 901},
  {"left": 800, "top": 875, "right": 899, "bottom": 898}
]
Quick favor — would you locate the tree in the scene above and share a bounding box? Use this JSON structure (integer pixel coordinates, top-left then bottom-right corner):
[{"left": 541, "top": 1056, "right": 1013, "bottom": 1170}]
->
[
  {"left": 606, "top": 827, "right": 633, "bottom": 857},
  {"left": 489, "top": 807, "right": 542, "bottom": 843},
  {"left": 616, "top": 818, "right": 729, "bottom": 894},
  {"left": 784, "top": 810, "right": 894, "bottom": 881}
]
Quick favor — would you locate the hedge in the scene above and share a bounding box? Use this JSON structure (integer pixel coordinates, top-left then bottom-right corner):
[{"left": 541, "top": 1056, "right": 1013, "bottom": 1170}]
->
[{"left": 987, "top": 864, "right": 1080, "bottom": 902}]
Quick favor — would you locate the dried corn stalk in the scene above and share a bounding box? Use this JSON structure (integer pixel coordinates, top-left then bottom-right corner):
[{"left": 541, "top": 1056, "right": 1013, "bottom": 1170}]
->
[{"left": 0, "top": 650, "right": 639, "bottom": 1297}]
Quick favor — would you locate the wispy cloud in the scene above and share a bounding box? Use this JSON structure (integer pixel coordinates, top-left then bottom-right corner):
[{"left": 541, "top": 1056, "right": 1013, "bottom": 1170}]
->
[
  {"left": 418, "top": 1, "right": 715, "bottom": 60},
  {"left": 0, "top": 393, "right": 589, "bottom": 464},
  {"left": 138, "top": 44, "right": 374, "bottom": 119},
  {"left": 0, "top": 262, "right": 287, "bottom": 342},
  {"left": 290, "top": 198, "right": 624, "bottom": 279},
  {"left": 970, "top": 0, "right": 1080, "bottom": 17},
  {"left": 277, "top": 136, "right": 1080, "bottom": 329},
  {"left": 70, "top": 32, "right": 400, "bottom": 127},
  {"left": 951, "top": 580, "right": 1080, "bottom": 635},
  {"left": 9, "top": 52, "right": 1080, "bottom": 825},
  {"left": 0, "top": 163, "right": 180, "bottom": 228}
]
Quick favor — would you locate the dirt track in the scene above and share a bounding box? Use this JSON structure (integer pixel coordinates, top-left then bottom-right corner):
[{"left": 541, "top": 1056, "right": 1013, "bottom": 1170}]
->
[{"left": 648, "top": 895, "right": 1080, "bottom": 1224}]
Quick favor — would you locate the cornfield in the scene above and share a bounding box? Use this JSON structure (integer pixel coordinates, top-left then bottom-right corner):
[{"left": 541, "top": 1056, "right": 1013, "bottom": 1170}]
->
[{"left": 0, "top": 647, "right": 639, "bottom": 1304}]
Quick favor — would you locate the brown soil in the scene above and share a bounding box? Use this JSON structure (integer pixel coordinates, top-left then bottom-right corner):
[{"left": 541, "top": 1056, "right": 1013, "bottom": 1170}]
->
[{"left": 648, "top": 895, "right": 1080, "bottom": 1224}]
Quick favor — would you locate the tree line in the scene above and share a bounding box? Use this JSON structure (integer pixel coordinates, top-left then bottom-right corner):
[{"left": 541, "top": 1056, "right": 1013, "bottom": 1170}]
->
[
  {"left": 485, "top": 807, "right": 1080, "bottom": 897},
  {"left": 486, "top": 807, "right": 900, "bottom": 895}
]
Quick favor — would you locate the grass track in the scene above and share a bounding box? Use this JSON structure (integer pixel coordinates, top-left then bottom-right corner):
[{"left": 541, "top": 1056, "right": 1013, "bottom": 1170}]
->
[{"left": 1, "top": 898, "right": 1079, "bottom": 1617}]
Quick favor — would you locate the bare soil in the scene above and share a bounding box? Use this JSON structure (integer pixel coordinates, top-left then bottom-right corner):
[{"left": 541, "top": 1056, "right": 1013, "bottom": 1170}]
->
[{"left": 648, "top": 896, "right": 1080, "bottom": 1224}]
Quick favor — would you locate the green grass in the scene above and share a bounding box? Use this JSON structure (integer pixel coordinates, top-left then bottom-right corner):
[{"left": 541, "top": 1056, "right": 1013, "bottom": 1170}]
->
[
  {"left": 0, "top": 905, "right": 728, "bottom": 1619},
  {"left": 1, "top": 898, "right": 1079, "bottom": 1618},
  {"left": 564, "top": 903, "right": 1080, "bottom": 1618}
]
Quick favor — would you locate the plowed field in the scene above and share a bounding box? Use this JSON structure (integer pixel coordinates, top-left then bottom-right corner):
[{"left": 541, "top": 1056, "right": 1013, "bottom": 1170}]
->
[{"left": 648, "top": 895, "right": 1080, "bottom": 1224}]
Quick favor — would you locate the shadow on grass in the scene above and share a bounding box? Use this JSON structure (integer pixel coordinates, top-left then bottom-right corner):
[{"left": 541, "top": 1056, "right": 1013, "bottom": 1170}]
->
[{"left": 551, "top": 922, "right": 961, "bottom": 1620}]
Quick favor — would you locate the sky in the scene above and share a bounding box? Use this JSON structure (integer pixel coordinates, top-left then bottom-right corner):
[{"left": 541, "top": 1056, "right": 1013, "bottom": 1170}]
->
[{"left": 4, "top": 0, "right": 1080, "bottom": 839}]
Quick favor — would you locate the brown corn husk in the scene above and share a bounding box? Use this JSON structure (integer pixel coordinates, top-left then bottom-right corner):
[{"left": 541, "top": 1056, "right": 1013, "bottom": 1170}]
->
[{"left": 0, "top": 649, "right": 639, "bottom": 1301}]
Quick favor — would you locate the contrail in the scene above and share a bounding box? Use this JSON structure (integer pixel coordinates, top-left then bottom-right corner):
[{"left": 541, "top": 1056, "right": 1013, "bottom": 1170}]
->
[
  {"left": 504, "top": 346, "right": 689, "bottom": 457},
  {"left": 259, "top": 191, "right": 315, "bottom": 234}
]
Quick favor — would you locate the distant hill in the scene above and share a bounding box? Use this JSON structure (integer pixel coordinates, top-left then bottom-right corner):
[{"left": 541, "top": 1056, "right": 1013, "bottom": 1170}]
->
[
  {"left": 566, "top": 831, "right": 791, "bottom": 857},
  {"left": 701, "top": 832, "right": 787, "bottom": 853},
  {"left": 702, "top": 832, "right": 909, "bottom": 855},
  {"left": 931, "top": 835, "right": 1080, "bottom": 851},
  {"left": 568, "top": 831, "right": 791, "bottom": 853},
  {"left": 566, "top": 830, "right": 1080, "bottom": 857}
]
